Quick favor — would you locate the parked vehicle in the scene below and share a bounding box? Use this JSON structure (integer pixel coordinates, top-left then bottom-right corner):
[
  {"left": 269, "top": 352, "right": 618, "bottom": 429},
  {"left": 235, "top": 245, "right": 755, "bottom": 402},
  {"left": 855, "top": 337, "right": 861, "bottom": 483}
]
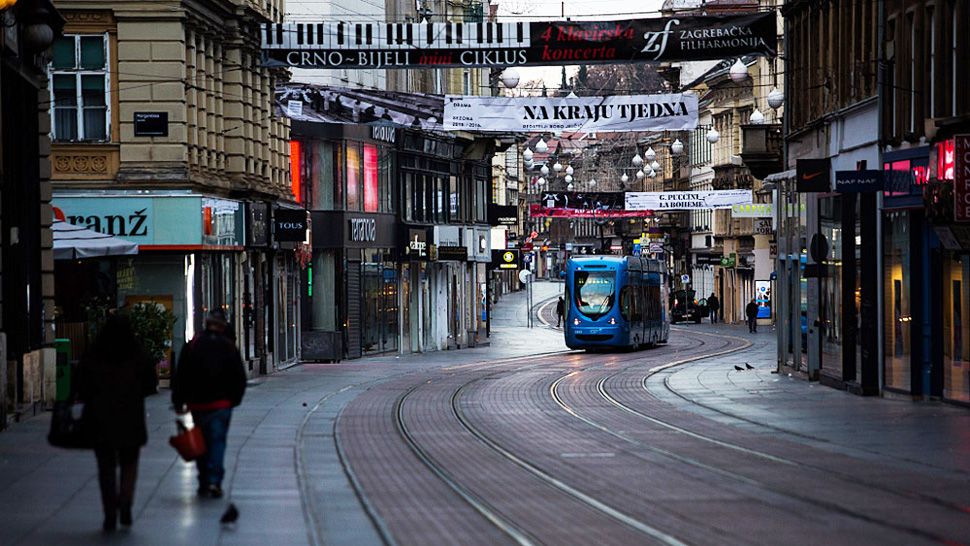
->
[{"left": 670, "top": 289, "right": 702, "bottom": 324}]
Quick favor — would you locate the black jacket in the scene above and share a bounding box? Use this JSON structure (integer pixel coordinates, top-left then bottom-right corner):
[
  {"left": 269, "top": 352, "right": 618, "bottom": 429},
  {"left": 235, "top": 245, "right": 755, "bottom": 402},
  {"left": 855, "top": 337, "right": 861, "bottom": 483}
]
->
[
  {"left": 745, "top": 302, "right": 759, "bottom": 319},
  {"left": 556, "top": 299, "right": 565, "bottom": 315},
  {"left": 79, "top": 341, "right": 155, "bottom": 449},
  {"left": 707, "top": 296, "right": 719, "bottom": 311},
  {"left": 172, "top": 331, "right": 247, "bottom": 409}
]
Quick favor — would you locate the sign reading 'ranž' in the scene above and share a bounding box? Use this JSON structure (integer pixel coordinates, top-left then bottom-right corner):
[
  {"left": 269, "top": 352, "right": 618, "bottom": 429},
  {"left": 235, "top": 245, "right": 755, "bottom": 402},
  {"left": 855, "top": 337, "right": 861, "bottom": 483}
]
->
[{"left": 444, "top": 94, "right": 698, "bottom": 133}]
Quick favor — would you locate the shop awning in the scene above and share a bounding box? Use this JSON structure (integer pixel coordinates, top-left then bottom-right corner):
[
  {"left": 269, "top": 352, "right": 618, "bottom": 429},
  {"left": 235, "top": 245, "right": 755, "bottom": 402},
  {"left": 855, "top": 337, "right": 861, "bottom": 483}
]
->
[{"left": 52, "top": 220, "right": 139, "bottom": 260}]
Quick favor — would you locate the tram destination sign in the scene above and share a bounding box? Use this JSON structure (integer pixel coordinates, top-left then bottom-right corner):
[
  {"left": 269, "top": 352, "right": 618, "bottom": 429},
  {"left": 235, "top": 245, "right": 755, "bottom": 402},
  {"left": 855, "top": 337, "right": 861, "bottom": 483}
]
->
[{"left": 261, "top": 13, "right": 777, "bottom": 69}]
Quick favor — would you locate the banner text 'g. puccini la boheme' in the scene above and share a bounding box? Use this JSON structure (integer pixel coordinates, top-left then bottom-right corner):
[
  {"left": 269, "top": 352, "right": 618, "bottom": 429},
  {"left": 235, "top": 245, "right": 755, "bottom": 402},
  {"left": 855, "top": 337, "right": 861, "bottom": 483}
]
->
[{"left": 261, "top": 12, "right": 777, "bottom": 70}]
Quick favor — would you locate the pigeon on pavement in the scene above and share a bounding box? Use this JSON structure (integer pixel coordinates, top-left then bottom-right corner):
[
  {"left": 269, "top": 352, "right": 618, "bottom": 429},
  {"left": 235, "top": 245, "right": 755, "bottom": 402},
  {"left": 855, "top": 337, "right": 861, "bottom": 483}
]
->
[
  {"left": 733, "top": 365, "right": 744, "bottom": 371},
  {"left": 745, "top": 363, "right": 754, "bottom": 370}
]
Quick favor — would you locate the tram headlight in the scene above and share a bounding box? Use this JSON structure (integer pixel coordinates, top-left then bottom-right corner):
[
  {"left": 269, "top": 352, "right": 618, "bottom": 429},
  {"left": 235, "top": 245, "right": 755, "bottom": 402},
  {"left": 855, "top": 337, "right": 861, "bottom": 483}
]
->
[
  {"left": 573, "top": 318, "right": 580, "bottom": 326},
  {"left": 608, "top": 317, "right": 617, "bottom": 325}
]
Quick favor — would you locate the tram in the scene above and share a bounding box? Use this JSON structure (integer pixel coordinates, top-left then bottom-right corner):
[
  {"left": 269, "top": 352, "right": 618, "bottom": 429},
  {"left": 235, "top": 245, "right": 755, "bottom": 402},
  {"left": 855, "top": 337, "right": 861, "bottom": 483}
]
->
[{"left": 563, "top": 255, "right": 670, "bottom": 350}]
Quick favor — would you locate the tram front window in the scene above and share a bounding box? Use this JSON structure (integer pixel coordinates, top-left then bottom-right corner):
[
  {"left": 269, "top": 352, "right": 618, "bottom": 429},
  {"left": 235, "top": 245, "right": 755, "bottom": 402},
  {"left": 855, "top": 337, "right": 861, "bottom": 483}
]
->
[{"left": 574, "top": 271, "right": 616, "bottom": 319}]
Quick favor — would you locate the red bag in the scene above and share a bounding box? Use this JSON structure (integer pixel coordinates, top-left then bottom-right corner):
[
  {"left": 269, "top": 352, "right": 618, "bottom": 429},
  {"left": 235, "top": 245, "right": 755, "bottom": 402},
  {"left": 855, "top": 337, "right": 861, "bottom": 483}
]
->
[{"left": 169, "top": 414, "right": 206, "bottom": 461}]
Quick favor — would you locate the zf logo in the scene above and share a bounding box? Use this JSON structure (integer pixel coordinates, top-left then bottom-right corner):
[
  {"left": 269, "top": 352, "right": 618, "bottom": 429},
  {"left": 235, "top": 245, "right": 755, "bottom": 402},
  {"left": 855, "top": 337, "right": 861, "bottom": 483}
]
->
[
  {"left": 641, "top": 19, "right": 680, "bottom": 60},
  {"left": 503, "top": 251, "right": 515, "bottom": 263}
]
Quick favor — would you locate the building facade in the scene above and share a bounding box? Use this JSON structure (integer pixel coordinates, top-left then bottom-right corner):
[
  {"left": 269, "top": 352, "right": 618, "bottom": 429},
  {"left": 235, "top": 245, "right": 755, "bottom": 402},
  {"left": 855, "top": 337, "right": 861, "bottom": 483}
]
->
[{"left": 49, "top": 0, "right": 296, "bottom": 380}]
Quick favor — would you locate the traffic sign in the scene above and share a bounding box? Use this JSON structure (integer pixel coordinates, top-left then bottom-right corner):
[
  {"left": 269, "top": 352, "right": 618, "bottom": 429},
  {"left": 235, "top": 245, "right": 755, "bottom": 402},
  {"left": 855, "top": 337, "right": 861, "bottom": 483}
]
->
[
  {"left": 518, "top": 269, "right": 533, "bottom": 283},
  {"left": 681, "top": 274, "right": 690, "bottom": 283}
]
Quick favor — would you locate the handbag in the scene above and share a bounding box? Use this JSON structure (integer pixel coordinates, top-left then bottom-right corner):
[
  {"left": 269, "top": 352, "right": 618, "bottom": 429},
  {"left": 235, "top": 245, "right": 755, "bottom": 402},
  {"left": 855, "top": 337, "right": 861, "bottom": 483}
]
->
[
  {"left": 169, "top": 413, "right": 206, "bottom": 462},
  {"left": 48, "top": 401, "right": 92, "bottom": 449}
]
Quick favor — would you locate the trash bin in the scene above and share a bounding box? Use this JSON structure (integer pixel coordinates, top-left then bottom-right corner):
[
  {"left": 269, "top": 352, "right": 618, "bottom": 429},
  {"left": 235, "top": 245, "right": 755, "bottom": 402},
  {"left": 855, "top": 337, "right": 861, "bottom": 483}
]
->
[{"left": 54, "top": 339, "right": 72, "bottom": 402}]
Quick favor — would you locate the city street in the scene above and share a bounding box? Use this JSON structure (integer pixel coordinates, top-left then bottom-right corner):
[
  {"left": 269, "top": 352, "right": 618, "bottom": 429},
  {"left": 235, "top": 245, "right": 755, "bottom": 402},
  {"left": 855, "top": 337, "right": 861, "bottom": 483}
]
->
[{"left": 2, "top": 282, "right": 970, "bottom": 545}]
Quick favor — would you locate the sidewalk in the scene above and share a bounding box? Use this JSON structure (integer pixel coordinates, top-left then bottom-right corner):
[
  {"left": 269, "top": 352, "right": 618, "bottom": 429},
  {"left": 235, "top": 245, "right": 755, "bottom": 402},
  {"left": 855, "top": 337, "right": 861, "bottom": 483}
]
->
[{"left": 654, "top": 323, "right": 970, "bottom": 478}]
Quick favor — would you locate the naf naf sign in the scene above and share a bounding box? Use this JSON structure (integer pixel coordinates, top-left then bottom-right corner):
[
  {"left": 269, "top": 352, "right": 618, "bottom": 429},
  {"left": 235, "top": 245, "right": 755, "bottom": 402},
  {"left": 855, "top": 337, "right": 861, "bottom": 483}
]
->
[{"left": 274, "top": 209, "right": 308, "bottom": 242}]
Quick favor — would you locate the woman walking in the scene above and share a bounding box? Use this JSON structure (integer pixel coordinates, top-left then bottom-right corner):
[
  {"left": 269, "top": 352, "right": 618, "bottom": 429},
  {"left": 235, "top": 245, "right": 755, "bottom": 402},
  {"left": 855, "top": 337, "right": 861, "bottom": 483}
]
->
[{"left": 78, "top": 313, "right": 155, "bottom": 532}]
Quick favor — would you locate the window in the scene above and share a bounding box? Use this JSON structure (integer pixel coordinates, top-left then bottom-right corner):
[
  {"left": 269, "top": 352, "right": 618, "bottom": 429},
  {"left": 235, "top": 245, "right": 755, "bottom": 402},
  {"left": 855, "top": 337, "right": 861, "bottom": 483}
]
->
[
  {"left": 928, "top": 7, "right": 936, "bottom": 118},
  {"left": 463, "top": 71, "right": 471, "bottom": 95},
  {"left": 908, "top": 12, "right": 916, "bottom": 133},
  {"left": 51, "top": 34, "right": 110, "bottom": 141},
  {"left": 953, "top": 7, "right": 958, "bottom": 115},
  {"left": 346, "top": 143, "right": 361, "bottom": 211}
]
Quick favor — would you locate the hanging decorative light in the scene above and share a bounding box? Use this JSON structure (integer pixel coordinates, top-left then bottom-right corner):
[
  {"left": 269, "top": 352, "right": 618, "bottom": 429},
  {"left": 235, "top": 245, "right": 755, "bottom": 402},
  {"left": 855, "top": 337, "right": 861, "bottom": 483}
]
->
[
  {"left": 565, "top": 165, "right": 574, "bottom": 176},
  {"left": 535, "top": 138, "right": 548, "bottom": 153},
  {"left": 648, "top": 168, "right": 657, "bottom": 178},
  {"left": 553, "top": 161, "right": 563, "bottom": 173},
  {"left": 645, "top": 146, "right": 656, "bottom": 162},
  {"left": 537, "top": 177, "right": 546, "bottom": 186},
  {"left": 567, "top": 183, "right": 574, "bottom": 191},
  {"left": 636, "top": 169, "right": 645, "bottom": 180},
  {"left": 620, "top": 173, "right": 629, "bottom": 183},
  {"left": 729, "top": 58, "right": 748, "bottom": 82},
  {"left": 564, "top": 174, "right": 573, "bottom": 184},
  {"left": 540, "top": 164, "right": 550, "bottom": 176},
  {"left": 632, "top": 152, "right": 644, "bottom": 167},
  {"left": 589, "top": 178, "right": 597, "bottom": 187},
  {"left": 649, "top": 160, "right": 661, "bottom": 172},
  {"left": 523, "top": 148, "right": 534, "bottom": 161},
  {"left": 706, "top": 127, "right": 720, "bottom": 144},
  {"left": 749, "top": 108, "right": 766, "bottom": 125},
  {"left": 501, "top": 68, "right": 521, "bottom": 89},
  {"left": 671, "top": 139, "right": 684, "bottom": 155},
  {"left": 767, "top": 87, "right": 784, "bottom": 110}
]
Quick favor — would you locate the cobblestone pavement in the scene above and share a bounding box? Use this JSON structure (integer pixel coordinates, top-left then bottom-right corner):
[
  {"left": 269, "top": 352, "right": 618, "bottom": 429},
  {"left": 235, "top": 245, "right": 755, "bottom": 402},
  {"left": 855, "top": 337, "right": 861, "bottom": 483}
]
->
[{"left": 0, "top": 282, "right": 968, "bottom": 545}]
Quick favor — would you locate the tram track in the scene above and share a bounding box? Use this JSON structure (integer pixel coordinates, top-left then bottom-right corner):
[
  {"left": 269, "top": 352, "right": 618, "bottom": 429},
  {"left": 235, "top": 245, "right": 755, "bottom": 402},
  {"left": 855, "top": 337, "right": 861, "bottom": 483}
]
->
[{"left": 546, "top": 327, "right": 968, "bottom": 545}]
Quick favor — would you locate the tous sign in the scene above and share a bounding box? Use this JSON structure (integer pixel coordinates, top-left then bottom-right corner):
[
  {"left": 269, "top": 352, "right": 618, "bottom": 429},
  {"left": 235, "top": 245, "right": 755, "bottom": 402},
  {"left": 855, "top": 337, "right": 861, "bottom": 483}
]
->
[{"left": 349, "top": 217, "right": 377, "bottom": 242}]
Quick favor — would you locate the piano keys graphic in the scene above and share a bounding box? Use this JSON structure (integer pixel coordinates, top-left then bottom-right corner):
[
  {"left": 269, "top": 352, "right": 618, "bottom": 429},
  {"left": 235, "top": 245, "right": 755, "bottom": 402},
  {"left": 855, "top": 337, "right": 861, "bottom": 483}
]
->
[{"left": 262, "top": 21, "right": 529, "bottom": 50}]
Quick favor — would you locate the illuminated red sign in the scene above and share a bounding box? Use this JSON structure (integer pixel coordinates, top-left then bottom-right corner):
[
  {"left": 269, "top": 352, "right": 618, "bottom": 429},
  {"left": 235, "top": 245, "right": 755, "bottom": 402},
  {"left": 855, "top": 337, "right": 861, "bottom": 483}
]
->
[
  {"left": 363, "top": 144, "right": 379, "bottom": 213},
  {"left": 938, "top": 138, "right": 955, "bottom": 181},
  {"left": 289, "top": 140, "right": 302, "bottom": 203},
  {"left": 956, "top": 135, "right": 970, "bottom": 222}
]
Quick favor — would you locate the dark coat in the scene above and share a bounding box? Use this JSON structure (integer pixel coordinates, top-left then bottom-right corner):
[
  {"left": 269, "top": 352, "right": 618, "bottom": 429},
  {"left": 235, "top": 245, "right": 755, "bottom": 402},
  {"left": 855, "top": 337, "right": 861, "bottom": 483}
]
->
[
  {"left": 172, "top": 331, "right": 247, "bottom": 409},
  {"left": 78, "top": 320, "right": 155, "bottom": 449},
  {"left": 707, "top": 296, "right": 720, "bottom": 311},
  {"left": 556, "top": 299, "right": 565, "bottom": 315},
  {"left": 746, "top": 302, "right": 759, "bottom": 319}
]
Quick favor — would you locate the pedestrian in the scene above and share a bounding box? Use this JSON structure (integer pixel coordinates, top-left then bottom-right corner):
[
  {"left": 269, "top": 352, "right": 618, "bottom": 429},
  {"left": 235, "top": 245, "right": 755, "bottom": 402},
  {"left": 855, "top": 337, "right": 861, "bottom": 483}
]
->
[
  {"left": 172, "top": 310, "right": 247, "bottom": 499},
  {"left": 556, "top": 296, "right": 565, "bottom": 327},
  {"left": 707, "top": 293, "right": 720, "bottom": 324},
  {"left": 78, "top": 313, "right": 156, "bottom": 532},
  {"left": 746, "top": 298, "right": 759, "bottom": 333}
]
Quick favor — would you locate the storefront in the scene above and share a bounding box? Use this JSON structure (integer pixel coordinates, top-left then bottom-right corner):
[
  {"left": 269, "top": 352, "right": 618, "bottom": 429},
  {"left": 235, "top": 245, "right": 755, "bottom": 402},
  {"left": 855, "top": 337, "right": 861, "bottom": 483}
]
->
[
  {"left": 399, "top": 227, "right": 431, "bottom": 354},
  {"left": 52, "top": 191, "right": 248, "bottom": 375},
  {"left": 304, "top": 211, "right": 398, "bottom": 360}
]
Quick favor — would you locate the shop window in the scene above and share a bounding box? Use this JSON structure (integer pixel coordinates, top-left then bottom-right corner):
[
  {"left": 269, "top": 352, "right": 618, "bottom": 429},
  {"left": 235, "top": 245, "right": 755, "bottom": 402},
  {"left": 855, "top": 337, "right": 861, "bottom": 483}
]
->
[
  {"left": 50, "top": 34, "right": 110, "bottom": 142},
  {"left": 883, "top": 211, "right": 912, "bottom": 393},
  {"left": 363, "top": 144, "right": 379, "bottom": 213},
  {"left": 346, "top": 143, "right": 361, "bottom": 211},
  {"left": 943, "top": 256, "right": 970, "bottom": 402},
  {"left": 311, "top": 141, "right": 336, "bottom": 210}
]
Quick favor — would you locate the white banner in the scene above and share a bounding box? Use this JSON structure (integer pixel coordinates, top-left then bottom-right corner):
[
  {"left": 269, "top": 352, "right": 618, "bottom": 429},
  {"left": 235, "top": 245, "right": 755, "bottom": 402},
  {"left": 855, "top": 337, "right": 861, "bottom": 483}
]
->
[
  {"left": 443, "top": 94, "right": 698, "bottom": 133},
  {"left": 625, "top": 190, "right": 752, "bottom": 211},
  {"left": 731, "top": 202, "right": 774, "bottom": 218}
]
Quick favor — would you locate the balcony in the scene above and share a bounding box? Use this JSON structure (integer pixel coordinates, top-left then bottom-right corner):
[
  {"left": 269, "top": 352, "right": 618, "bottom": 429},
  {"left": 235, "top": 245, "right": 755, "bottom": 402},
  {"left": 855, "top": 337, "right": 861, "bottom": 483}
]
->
[{"left": 739, "top": 123, "right": 783, "bottom": 179}]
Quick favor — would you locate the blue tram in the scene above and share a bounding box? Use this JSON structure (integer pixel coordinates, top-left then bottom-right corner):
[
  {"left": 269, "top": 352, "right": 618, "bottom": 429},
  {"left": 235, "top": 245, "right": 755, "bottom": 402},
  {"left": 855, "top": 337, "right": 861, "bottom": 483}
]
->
[{"left": 563, "top": 255, "right": 670, "bottom": 350}]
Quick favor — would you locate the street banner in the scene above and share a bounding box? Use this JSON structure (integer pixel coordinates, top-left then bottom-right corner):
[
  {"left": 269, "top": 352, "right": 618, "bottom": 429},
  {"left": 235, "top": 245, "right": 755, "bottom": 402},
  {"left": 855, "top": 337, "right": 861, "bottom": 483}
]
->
[
  {"left": 529, "top": 192, "right": 653, "bottom": 218},
  {"left": 261, "top": 13, "right": 777, "bottom": 69},
  {"left": 955, "top": 134, "right": 970, "bottom": 222},
  {"left": 835, "top": 170, "right": 884, "bottom": 192},
  {"left": 624, "top": 190, "right": 752, "bottom": 211},
  {"left": 444, "top": 94, "right": 698, "bottom": 133},
  {"left": 731, "top": 202, "right": 773, "bottom": 218},
  {"left": 796, "top": 158, "right": 832, "bottom": 192}
]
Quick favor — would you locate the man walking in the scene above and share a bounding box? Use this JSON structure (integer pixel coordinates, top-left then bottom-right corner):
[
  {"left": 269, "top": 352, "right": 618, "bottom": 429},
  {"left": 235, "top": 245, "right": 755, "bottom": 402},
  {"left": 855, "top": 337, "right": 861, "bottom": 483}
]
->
[
  {"left": 707, "top": 293, "right": 719, "bottom": 324},
  {"left": 172, "top": 310, "right": 247, "bottom": 499},
  {"left": 745, "top": 298, "right": 759, "bottom": 333},
  {"left": 556, "top": 296, "right": 565, "bottom": 327}
]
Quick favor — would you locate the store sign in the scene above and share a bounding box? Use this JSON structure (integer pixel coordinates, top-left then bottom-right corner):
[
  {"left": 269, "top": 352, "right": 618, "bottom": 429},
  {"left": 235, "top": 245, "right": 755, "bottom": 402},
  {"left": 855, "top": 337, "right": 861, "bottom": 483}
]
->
[
  {"left": 835, "top": 170, "right": 884, "bottom": 192},
  {"left": 955, "top": 134, "right": 970, "bottom": 222},
  {"left": 371, "top": 125, "right": 396, "bottom": 143},
  {"left": 488, "top": 204, "right": 519, "bottom": 226},
  {"left": 405, "top": 228, "right": 428, "bottom": 259},
  {"left": 731, "top": 203, "right": 773, "bottom": 218},
  {"left": 755, "top": 218, "right": 773, "bottom": 235},
  {"left": 54, "top": 198, "right": 154, "bottom": 241},
  {"left": 261, "top": 13, "right": 777, "bottom": 69},
  {"left": 435, "top": 245, "right": 468, "bottom": 262},
  {"left": 696, "top": 254, "right": 722, "bottom": 265},
  {"left": 274, "top": 209, "right": 308, "bottom": 242},
  {"left": 492, "top": 249, "right": 520, "bottom": 270},
  {"left": 348, "top": 217, "right": 377, "bottom": 242},
  {"left": 625, "top": 190, "right": 752, "bottom": 211},
  {"left": 133, "top": 112, "right": 168, "bottom": 137},
  {"left": 796, "top": 158, "right": 832, "bottom": 192},
  {"left": 445, "top": 94, "right": 698, "bottom": 133}
]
